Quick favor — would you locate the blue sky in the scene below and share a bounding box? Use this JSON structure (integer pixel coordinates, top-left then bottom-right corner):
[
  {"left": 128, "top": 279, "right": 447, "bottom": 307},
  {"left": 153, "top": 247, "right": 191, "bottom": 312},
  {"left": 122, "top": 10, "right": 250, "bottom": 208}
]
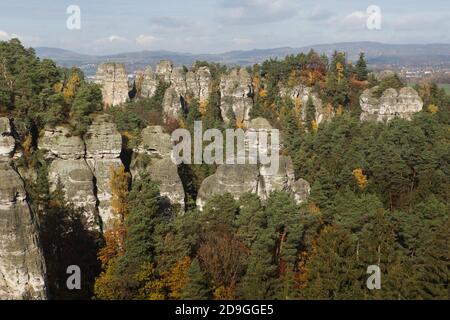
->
[{"left": 0, "top": 0, "right": 449, "bottom": 54}]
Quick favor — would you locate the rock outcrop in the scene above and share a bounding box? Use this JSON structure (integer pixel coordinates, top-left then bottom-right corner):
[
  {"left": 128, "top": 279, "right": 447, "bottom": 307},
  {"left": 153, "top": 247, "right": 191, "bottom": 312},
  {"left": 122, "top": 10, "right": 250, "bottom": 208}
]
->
[
  {"left": 95, "top": 63, "right": 129, "bottom": 107},
  {"left": 220, "top": 68, "right": 254, "bottom": 126},
  {"left": 0, "top": 118, "right": 47, "bottom": 300},
  {"left": 279, "top": 85, "right": 327, "bottom": 125},
  {"left": 138, "top": 61, "right": 212, "bottom": 122},
  {"left": 39, "top": 115, "right": 125, "bottom": 230},
  {"left": 39, "top": 126, "right": 98, "bottom": 229},
  {"left": 131, "top": 126, "right": 185, "bottom": 213},
  {"left": 139, "top": 67, "right": 159, "bottom": 98},
  {"left": 360, "top": 87, "right": 423, "bottom": 122},
  {"left": 0, "top": 118, "right": 15, "bottom": 158},
  {"left": 196, "top": 118, "right": 310, "bottom": 209},
  {"left": 85, "top": 114, "right": 124, "bottom": 230}
]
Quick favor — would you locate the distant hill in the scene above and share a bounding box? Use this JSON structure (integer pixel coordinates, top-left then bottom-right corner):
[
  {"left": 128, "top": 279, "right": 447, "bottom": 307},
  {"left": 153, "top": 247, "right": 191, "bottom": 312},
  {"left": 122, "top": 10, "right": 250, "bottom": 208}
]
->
[{"left": 35, "top": 42, "right": 450, "bottom": 76}]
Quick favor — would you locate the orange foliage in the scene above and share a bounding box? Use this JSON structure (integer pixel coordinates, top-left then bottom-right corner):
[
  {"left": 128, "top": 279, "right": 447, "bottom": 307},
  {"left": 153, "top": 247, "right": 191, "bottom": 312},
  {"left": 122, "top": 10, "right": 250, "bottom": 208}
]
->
[
  {"left": 98, "top": 224, "right": 127, "bottom": 267},
  {"left": 110, "top": 166, "right": 130, "bottom": 221},
  {"left": 163, "top": 257, "right": 192, "bottom": 300}
]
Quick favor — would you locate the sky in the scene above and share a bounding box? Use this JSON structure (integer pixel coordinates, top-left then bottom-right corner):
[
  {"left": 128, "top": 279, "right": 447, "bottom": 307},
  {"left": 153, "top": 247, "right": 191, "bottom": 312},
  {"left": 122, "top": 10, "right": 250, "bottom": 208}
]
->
[{"left": 0, "top": 0, "right": 449, "bottom": 55}]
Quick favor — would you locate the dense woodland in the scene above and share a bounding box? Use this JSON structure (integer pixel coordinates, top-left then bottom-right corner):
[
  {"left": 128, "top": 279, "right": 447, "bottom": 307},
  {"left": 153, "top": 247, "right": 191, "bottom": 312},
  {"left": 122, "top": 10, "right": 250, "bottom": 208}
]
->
[{"left": 0, "top": 39, "right": 449, "bottom": 300}]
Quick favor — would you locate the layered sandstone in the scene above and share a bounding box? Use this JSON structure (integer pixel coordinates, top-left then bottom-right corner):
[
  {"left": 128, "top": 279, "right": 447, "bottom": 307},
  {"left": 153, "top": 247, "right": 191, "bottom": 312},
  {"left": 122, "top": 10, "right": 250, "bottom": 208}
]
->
[
  {"left": 0, "top": 118, "right": 47, "bottom": 300},
  {"left": 360, "top": 87, "right": 423, "bottom": 122},
  {"left": 95, "top": 63, "right": 129, "bottom": 107}
]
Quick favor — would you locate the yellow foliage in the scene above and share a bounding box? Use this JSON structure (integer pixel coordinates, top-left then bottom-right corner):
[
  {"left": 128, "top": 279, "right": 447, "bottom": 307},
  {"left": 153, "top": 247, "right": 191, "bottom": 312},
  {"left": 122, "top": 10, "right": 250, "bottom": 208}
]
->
[
  {"left": 63, "top": 74, "right": 81, "bottom": 104},
  {"left": 213, "top": 285, "right": 236, "bottom": 300},
  {"left": 136, "top": 262, "right": 166, "bottom": 300},
  {"left": 109, "top": 166, "right": 130, "bottom": 220},
  {"left": 427, "top": 104, "right": 439, "bottom": 114},
  {"left": 311, "top": 120, "right": 318, "bottom": 133},
  {"left": 199, "top": 100, "right": 208, "bottom": 116},
  {"left": 163, "top": 257, "right": 191, "bottom": 300},
  {"left": 53, "top": 82, "right": 63, "bottom": 93},
  {"left": 258, "top": 89, "right": 268, "bottom": 98},
  {"left": 352, "top": 168, "right": 368, "bottom": 191},
  {"left": 336, "top": 105, "right": 344, "bottom": 117},
  {"left": 22, "top": 133, "right": 33, "bottom": 156},
  {"left": 94, "top": 260, "right": 122, "bottom": 300}
]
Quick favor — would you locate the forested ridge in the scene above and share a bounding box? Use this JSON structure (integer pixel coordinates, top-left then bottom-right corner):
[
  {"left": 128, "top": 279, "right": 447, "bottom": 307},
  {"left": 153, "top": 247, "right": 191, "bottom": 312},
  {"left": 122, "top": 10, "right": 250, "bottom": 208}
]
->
[{"left": 0, "top": 39, "right": 448, "bottom": 300}]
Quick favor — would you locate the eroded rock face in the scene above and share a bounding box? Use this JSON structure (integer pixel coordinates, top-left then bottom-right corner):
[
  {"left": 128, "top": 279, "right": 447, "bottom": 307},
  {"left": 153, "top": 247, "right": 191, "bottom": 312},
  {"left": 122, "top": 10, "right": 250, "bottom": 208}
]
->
[
  {"left": 155, "top": 60, "right": 173, "bottom": 83},
  {"left": 135, "top": 125, "right": 172, "bottom": 158},
  {"left": 0, "top": 118, "right": 15, "bottom": 159},
  {"left": 48, "top": 159, "right": 98, "bottom": 227},
  {"left": 85, "top": 114, "right": 124, "bottom": 230},
  {"left": 39, "top": 126, "right": 98, "bottom": 230},
  {"left": 160, "top": 65, "right": 212, "bottom": 121},
  {"left": 197, "top": 118, "right": 310, "bottom": 209},
  {"left": 131, "top": 126, "right": 185, "bottom": 213},
  {"left": 360, "top": 87, "right": 423, "bottom": 122},
  {"left": 279, "top": 85, "right": 326, "bottom": 125},
  {"left": 95, "top": 63, "right": 129, "bottom": 107},
  {"left": 220, "top": 68, "right": 254, "bottom": 126},
  {"left": 39, "top": 126, "right": 85, "bottom": 160},
  {"left": 197, "top": 164, "right": 259, "bottom": 210},
  {"left": 0, "top": 121, "right": 47, "bottom": 300},
  {"left": 139, "top": 67, "right": 159, "bottom": 99}
]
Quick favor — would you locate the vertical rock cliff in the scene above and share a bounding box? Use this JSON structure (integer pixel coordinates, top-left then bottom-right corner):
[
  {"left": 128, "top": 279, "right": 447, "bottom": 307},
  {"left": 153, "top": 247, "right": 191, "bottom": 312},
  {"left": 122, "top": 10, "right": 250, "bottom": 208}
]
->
[
  {"left": 95, "top": 63, "right": 129, "bottom": 108},
  {"left": 0, "top": 118, "right": 47, "bottom": 300}
]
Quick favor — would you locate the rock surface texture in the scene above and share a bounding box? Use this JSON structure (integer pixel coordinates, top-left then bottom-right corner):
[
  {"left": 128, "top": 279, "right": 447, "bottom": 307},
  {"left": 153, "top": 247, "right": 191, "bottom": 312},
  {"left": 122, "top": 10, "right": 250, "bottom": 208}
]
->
[
  {"left": 279, "top": 85, "right": 327, "bottom": 125},
  {"left": 360, "top": 87, "right": 423, "bottom": 122},
  {"left": 85, "top": 114, "right": 124, "bottom": 230},
  {"left": 196, "top": 118, "right": 310, "bottom": 209},
  {"left": 39, "top": 116, "right": 125, "bottom": 231},
  {"left": 95, "top": 63, "right": 129, "bottom": 107},
  {"left": 131, "top": 126, "right": 185, "bottom": 213},
  {"left": 0, "top": 118, "right": 47, "bottom": 300},
  {"left": 220, "top": 68, "right": 254, "bottom": 126},
  {"left": 137, "top": 60, "right": 212, "bottom": 122}
]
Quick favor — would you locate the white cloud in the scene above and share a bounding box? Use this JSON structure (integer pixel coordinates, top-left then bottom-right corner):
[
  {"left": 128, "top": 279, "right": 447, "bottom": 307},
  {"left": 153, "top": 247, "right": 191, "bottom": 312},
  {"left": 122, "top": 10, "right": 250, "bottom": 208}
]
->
[
  {"left": 136, "top": 34, "right": 159, "bottom": 46},
  {"left": 219, "top": 0, "right": 300, "bottom": 25},
  {"left": 0, "top": 30, "right": 10, "bottom": 40},
  {"left": 107, "top": 35, "right": 128, "bottom": 43},
  {"left": 231, "top": 37, "right": 255, "bottom": 45},
  {"left": 0, "top": 30, "right": 40, "bottom": 45}
]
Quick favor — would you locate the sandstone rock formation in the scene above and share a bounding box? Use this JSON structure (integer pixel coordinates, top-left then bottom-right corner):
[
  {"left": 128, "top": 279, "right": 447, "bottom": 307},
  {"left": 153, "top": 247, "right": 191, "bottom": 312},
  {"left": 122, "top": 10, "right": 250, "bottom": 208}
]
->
[
  {"left": 0, "top": 118, "right": 15, "bottom": 158},
  {"left": 0, "top": 118, "right": 47, "bottom": 300},
  {"left": 131, "top": 126, "right": 185, "bottom": 213},
  {"left": 137, "top": 60, "right": 212, "bottom": 122},
  {"left": 95, "top": 63, "right": 129, "bottom": 107},
  {"left": 196, "top": 118, "right": 310, "bottom": 209},
  {"left": 39, "top": 126, "right": 98, "bottom": 229},
  {"left": 220, "top": 68, "right": 254, "bottom": 126},
  {"left": 155, "top": 60, "right": 173, "bottom": 83},
  {"left": 360, "top": 87, "right": 423, "bottom": 122},
  {"left": 39, "top": 115, "right": 125, "bottom": 230},
  {"left": 139, "top": 67, "right": 158, "bottom": 98},
  {"left": 279, "top": 85, "right": 327, "bottom": 125},
  {"left": 85, "top": 114, "right": 124, "bottom": 230}
]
